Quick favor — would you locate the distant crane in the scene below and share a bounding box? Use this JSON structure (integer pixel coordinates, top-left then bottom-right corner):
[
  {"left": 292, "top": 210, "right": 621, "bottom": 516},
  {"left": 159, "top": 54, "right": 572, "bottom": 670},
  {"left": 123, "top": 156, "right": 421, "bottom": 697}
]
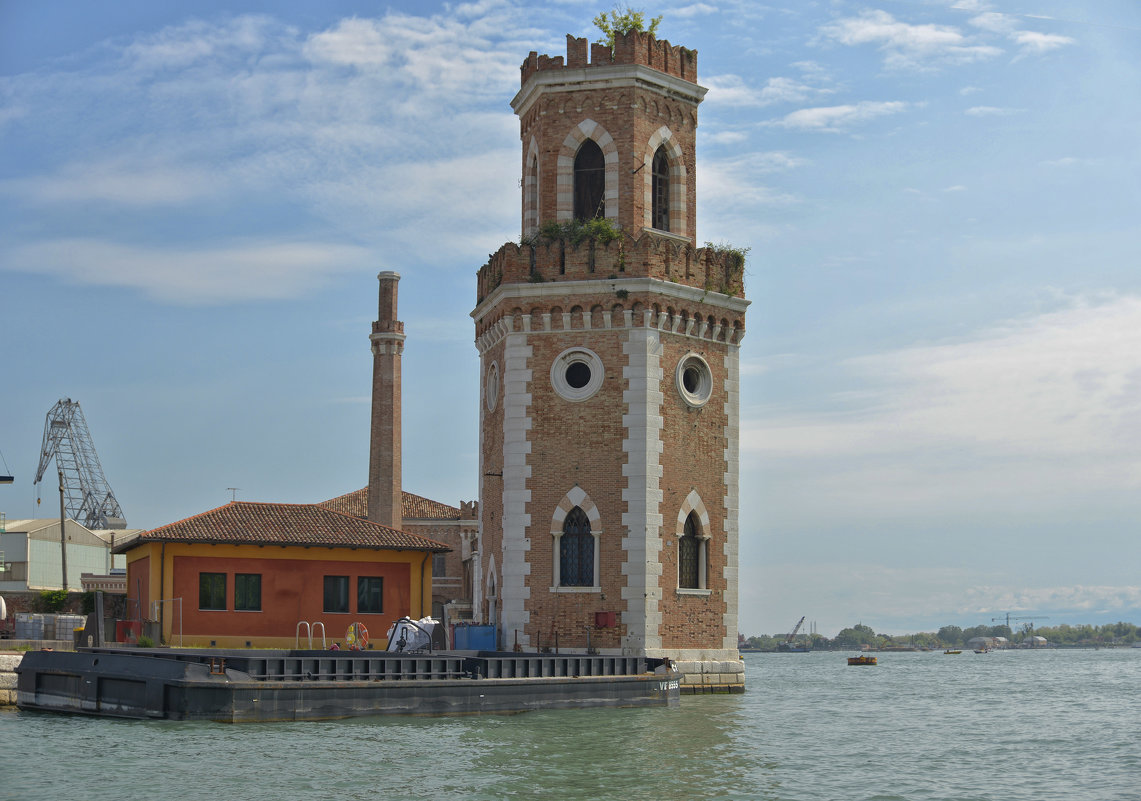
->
[
  {"left": 33, "top": 399, "right": 126, "bottom": 530},
  {"left": 778, "top": 616, "right": 809, "bottom": 652},
  {"left": 991, "top": 613, "right": 1049, "bottom": 631}
]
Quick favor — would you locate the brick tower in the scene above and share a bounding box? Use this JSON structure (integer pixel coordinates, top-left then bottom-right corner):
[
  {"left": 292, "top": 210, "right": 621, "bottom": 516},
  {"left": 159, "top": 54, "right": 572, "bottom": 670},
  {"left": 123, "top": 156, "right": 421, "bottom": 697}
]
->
[
  {"left": 368, "top": 271, "right": 404, "bottom": 531},
  {"left": 472, "top": 31, "right": 748, "bottom": 691}
]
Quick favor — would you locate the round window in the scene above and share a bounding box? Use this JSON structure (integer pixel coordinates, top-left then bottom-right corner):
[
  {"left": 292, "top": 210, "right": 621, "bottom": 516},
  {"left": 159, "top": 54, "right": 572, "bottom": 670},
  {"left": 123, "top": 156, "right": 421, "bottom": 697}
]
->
[
  {"left": 676, "top": 353, "right": 713, "bottom": 407},
  {"left": 551, "top": 347, "right": 604, "bottom": 401},
  {"left": 485, "top": 361, "right": 500, "bottom": 411}
]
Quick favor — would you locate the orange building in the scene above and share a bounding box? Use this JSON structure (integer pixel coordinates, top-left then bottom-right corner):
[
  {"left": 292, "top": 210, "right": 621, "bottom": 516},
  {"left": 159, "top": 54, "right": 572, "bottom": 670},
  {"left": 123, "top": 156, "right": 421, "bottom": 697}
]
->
[{"left": 118, "top": 501, "right": 447, "bottom": 648}]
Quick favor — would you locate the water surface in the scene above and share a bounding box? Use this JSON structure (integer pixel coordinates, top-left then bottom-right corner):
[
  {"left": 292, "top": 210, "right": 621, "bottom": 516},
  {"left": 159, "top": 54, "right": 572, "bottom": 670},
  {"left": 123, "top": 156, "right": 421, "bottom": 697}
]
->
[{"left": 2, "top": 648, "right": 1137, "bottom": 800}]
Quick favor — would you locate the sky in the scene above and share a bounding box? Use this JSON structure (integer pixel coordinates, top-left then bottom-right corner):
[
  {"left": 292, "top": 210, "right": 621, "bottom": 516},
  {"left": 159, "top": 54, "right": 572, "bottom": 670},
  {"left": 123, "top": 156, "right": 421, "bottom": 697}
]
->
[{"left": 2, "top": 0, "right": 1139, "bottom": 638}]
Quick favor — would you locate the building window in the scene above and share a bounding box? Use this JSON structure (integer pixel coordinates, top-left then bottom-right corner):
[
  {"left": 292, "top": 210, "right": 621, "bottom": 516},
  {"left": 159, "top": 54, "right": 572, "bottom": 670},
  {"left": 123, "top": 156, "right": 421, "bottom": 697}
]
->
[
  {"left": 357, "top": 576, "right": 383, "bottom": 614},
  {"left": 679, "top": 512, "right": 701, "bottom": 589},
  {"left": 677, "top": 510, "right": 709, "bottom": 591},
  {"left": 551, "top": 347, "right": 604, "bottom": 402},
  {"left": 324, "top": 575, "right": 349, "bottom": 613},
  {"left": 560, "top": 507, "right": 594, "bottom": 587},
  {"left": 199, "top": 572, "right": 226, "bottom": 611},
  {"left": 485, "top": 361, "right": 500, "bottom": 412},
  {"left": 235, "top": 573, "right": 261, "bottom": 611},
  {"left": 676, "top": 353, "right": 713, "bottom": 408},
  {"left": 432, "top": 553, "right": 447, "bottom": 578},
  {"left": 652, "top": 145, "right": 670, "bottom": 231},
  {"left": 573, "top": 140, "right": 605, "bottom": 221}
]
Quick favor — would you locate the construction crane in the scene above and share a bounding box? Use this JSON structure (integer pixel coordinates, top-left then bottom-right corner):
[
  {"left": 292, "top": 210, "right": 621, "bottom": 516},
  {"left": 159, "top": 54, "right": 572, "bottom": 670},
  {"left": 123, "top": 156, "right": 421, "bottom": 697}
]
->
[
  {"left": 778, "top": 616, "right": 808, "bottom": 652},
  {"left": 991, "top": 613, "right": 1049, "bottom": 631},
  {"left": 33, "top": 399, "right": 126, "bottom": 530}
]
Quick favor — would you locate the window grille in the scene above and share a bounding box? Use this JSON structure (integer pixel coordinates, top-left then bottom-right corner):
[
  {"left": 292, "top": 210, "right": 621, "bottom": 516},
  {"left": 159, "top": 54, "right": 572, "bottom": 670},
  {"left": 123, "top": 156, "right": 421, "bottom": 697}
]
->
[
  {"left": 679, "top": 512, "right": 700, "bottom": 589},
  {"left": 574, "top": 140, "right": 605, "bottom": 221},
  {"left": 560, "top": 507, "right": 594, "bottom": 587},
  {"left": 652, "top": 145, "right": 670, "bottom": 231}
]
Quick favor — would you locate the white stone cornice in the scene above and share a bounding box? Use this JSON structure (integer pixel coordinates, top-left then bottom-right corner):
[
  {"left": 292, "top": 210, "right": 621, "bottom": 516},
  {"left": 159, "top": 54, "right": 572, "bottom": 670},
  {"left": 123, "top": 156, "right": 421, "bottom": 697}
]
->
[
  {"left": 512, "top": 63, "right": 708, "bottom": 119},
  {"left": 472, "top": 276, "right": 749, "bottom": 326}
]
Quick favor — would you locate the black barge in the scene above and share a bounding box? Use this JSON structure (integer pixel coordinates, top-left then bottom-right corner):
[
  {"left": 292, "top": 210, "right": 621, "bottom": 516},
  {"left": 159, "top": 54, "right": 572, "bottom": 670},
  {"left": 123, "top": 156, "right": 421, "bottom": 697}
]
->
[{"left": 16, "top": 647, "right": 681, "bottom": 722}]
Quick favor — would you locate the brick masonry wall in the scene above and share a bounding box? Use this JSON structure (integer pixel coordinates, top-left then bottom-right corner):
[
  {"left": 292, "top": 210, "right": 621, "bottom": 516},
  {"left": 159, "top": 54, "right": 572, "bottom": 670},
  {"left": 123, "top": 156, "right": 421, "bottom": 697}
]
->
[{"left": 476, "top": 280, "right": 746, "bottom": 657}]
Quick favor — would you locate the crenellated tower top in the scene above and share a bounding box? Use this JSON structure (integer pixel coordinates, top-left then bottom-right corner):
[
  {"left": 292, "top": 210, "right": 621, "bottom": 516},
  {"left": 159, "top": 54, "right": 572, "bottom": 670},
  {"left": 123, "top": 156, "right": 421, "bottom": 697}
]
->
[
  {"left": 518, "top": 30, "right": 698, "bottom": 87},
  {"left": 509, "top": 30, "right": 707, "bottom": 250}
]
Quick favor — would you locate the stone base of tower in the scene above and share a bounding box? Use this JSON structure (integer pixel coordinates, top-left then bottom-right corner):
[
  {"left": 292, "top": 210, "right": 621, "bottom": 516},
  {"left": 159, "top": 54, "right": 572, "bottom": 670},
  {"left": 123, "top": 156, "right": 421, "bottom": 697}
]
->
[{"left": 647, "top": 649, "right": 746, "bottom": 694}]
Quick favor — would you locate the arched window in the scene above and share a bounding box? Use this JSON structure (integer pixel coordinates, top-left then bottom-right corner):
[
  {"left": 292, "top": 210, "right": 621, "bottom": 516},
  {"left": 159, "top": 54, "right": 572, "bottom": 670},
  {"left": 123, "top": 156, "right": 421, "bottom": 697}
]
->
[
  {"left": 652, "top": 145, "right": 670, "bottom": 231},
  {"left": 560, "top": 507, "right": 594, "bottom": 587},
  {"left": 574, "top": 140, "right": 605, "bottom": 221},
  {"left": 679, "top": 511, "right": 701, "bottom": 589},
  {"left": 525, "top": 154, "right": 539, "bottom": 235}
]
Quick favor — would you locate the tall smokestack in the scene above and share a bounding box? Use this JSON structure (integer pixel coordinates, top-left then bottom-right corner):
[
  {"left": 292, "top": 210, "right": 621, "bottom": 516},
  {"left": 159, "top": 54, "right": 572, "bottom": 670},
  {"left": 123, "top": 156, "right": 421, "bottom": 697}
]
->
[{"left": 368, "top": 271, "right": 404, "bottom": 530}]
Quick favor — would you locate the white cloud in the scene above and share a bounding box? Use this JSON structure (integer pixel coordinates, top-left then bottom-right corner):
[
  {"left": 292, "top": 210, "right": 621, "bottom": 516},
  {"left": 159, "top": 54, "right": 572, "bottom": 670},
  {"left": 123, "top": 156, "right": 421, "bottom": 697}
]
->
[
  {"left": 942, "top": 184, "right": 967, "bottom": 192},
  {"left": 120, "top": 15, "right": 276, "bottom": 71},
  {"left": 968, "top": 12, "right": 1015, "bottom": 34},
  {"left": 965, "top": 105, "right": 1019, "bottom": 116},
  {"left": 705, "top": 74, "right": 832, "bottom": 108},
  {"left": 1011, "top": 30, "right": 1075, "bottom": 57},
  {"left": 966, "top": 11, "right": 1075, "bottom": 58},
  {"left": 1, "top": 158, "right": 221, "bottom": 206},
  {"left": 704, "top": 130, "right": 748, "bottom": 145},
  {"left": 0, "top": 9, "right": 532, "bottom": 300},
  {"left": 766, "top": 101, "right": 909, "bottom": 132},
  {"left": 819, "top": 10, "right": 1002, "bottom": 70},
  {"left": 745, "top": 294, "right": 1141, "bottom": 514},
  {"left": 700, "top": 151, "right": 803, "bottom": 207},
  {"left": 303, "top": 18, "right": 393, "bottom": 66},
  {"left": 673, "top": 3, "right": 719, "bottom": 19},
  {"left": 955, "top": 584, "right": 1141, "bottom": 617},
  {"left": 0, "top": 238, "right": 373, "bottom": 304}
]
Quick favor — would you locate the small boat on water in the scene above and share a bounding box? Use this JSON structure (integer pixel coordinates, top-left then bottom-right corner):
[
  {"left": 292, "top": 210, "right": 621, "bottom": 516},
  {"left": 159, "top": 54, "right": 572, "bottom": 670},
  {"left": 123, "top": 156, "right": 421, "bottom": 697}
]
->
[
  {"left": 944, "top": 650, "right": 961, "bottom": 654},
  {"left": 847, "top": 655, "right": 877, "bottom": 666},
  {"left": 974, "top": 648, "right": 988, "bottom": 654}
]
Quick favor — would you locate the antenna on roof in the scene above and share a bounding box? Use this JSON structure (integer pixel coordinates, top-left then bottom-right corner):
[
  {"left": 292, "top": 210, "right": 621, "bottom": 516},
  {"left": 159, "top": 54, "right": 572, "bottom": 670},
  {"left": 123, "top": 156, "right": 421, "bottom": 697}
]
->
[{"left": 227, "top": 488, "right": 240, "bottom": 502}]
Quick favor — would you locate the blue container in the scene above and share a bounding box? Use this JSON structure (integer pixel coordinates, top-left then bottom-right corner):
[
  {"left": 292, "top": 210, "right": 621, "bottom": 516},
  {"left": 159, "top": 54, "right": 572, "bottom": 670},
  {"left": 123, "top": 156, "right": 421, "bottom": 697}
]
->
[{"left": 453, "top": 624, "right": 497, "bottom": 650}]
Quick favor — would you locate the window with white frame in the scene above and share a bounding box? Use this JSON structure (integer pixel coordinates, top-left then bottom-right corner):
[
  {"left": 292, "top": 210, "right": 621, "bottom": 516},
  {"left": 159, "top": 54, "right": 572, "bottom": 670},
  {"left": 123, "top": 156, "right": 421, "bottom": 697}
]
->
[
  {"left": 559, "top": 507, "right": 594, "bottom": 587},
  {"left": 678, "top": 510, "right": 708, "bottom": 591}
]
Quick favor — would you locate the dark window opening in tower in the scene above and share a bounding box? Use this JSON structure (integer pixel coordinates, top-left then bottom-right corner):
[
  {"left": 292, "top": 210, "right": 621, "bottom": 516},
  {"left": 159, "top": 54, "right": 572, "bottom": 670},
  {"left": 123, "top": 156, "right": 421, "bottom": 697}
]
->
[
  {"left": 560, "top": 507, "right": 594, "bottom": 587},
  {"left": 683, "top": 365, "right": 701, "bottom": 394},
  {"left": 565, "top": 361, "right": 591, "bottom": 389},
  {"left": 652, "top": 145, "right": 670, "bottom": 231},
  {"left": 680, "top": 511, "right": 700, "bottom": 589},
  {"left": 527, "top": 155, "right": 539, "bottom": 232},
  {"left": 574, "top": 140, "right": 605, "bottom": 221}
]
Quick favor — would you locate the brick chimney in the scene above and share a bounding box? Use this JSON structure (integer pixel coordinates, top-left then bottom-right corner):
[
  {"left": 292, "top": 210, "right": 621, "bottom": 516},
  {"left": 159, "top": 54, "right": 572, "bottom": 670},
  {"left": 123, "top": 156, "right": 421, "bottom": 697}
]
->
[{"left": 368, "top": 271, "right": 404, "bottom": 530}]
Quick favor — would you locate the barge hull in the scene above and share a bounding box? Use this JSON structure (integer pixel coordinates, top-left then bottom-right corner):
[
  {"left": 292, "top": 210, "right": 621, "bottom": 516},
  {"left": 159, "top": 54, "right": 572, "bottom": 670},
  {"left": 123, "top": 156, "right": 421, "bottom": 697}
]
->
[{"left": 16, "top": 648, "right": 681, "bottom": 722}]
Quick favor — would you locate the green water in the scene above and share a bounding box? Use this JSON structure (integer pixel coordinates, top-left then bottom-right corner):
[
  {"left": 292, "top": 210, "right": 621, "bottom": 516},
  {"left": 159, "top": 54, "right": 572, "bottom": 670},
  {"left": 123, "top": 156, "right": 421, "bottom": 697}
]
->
[{"left": 2, "top": 649, "right": 1138, "bottom": 800}]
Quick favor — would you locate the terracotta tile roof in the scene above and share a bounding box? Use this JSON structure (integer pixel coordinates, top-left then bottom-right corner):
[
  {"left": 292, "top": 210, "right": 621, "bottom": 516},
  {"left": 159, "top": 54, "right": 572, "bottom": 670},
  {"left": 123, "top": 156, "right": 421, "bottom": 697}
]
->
[
  {"left": 120, "top": 502, "right": 449, "bottom": 552},
  {"left": 318, "top": 488, "right": 463, "bottom": 521}
]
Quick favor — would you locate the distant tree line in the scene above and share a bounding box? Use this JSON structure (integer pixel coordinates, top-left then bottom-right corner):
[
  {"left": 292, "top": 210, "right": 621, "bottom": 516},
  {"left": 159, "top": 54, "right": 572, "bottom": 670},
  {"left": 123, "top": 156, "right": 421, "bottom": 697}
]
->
[{"left": 742, "top": 621, "right": 1140, "bottom": 651}]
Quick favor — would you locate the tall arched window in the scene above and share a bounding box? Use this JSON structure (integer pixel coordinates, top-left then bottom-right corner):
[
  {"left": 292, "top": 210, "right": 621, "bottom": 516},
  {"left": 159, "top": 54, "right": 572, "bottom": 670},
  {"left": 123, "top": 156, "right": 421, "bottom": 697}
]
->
[
  {"left": 525, "top": 154, "right": 539, "bottom": 235},
  {"left": 560, "top": 507, "right": 594, "bottom": 587},
  {"left": 679, "top": 511, "right": 700, "bottom": 589},
  {"left": 574, "top": 140, "right": 605, "bottom": 221},
  {"left": 652, "top": 145, "right": 670, "bottom": 231}
]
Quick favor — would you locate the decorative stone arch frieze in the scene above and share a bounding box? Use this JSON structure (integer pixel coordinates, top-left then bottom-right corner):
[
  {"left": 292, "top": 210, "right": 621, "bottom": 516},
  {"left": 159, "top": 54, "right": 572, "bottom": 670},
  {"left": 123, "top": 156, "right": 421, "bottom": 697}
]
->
[
  {"left": 643, "top": 126, "right": 687, "bottom": 238},
  {"left": 524, "top": 136, "right": 541, "bottom": 238},
  {"left": 550, "top": 485, "right": 602, "bottom": 590},
  {"left": 676, "top": 489, "right": 711, "bottom": 593},
  {"left": 556, "top": 119, "right": 619, "bottom": 223}
]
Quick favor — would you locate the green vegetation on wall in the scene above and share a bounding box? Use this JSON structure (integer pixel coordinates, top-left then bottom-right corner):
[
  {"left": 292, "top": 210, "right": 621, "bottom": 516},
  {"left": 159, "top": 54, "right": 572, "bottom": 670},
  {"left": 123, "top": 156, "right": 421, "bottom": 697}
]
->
[{"left": 593, "top": 5, "right": 662, "bottom": 51}]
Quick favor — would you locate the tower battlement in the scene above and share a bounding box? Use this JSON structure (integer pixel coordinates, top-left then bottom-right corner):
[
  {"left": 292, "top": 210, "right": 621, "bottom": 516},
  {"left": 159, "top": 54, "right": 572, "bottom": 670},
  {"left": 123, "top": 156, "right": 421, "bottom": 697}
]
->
[
  {"left": 475, "top": 233, "right": 745, "bottom": 308},
  {"left": 520, "top": 31, "right": 698, "bottom": 88}
]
